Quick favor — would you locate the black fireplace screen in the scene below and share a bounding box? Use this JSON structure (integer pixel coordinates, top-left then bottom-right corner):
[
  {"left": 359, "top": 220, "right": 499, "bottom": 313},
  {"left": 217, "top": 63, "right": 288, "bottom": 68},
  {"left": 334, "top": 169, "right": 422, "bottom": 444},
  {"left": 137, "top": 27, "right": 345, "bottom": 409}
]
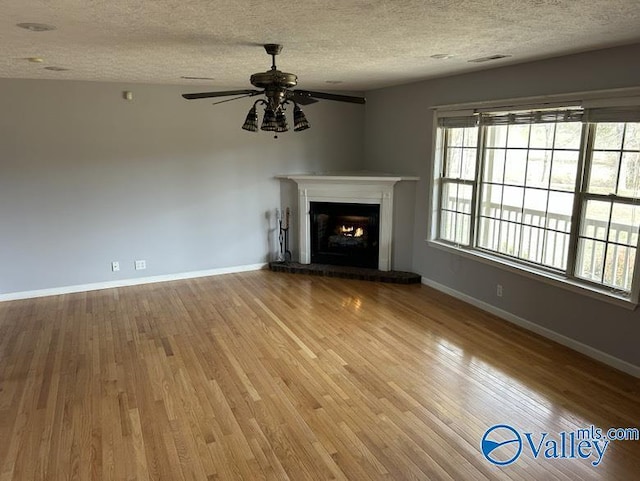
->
[{"left": 310, "top": 202, "right": 380, "bottom": 268}]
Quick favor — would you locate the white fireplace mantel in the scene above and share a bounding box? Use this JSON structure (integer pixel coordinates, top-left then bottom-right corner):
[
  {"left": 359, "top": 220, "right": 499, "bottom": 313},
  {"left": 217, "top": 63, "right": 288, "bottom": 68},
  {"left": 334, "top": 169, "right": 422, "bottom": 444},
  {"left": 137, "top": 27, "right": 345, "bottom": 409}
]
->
[{"left": 277, "top": 173, "right": 418, "bottom": 271}]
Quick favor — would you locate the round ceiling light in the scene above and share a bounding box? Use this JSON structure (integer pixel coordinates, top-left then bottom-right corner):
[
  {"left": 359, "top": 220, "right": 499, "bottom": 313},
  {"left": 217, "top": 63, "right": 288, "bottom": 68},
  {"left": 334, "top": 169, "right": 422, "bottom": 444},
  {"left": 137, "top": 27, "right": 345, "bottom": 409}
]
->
[{"left": 16, "top": 23, "right": 57, "bottom": 32}]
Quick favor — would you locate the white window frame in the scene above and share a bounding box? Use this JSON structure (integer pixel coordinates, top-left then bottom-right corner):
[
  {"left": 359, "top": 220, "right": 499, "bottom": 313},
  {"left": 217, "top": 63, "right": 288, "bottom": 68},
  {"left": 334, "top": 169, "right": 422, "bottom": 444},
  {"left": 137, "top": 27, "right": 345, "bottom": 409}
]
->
[{"left": 428, "top": 89, "right": 640, "bottom": 309}]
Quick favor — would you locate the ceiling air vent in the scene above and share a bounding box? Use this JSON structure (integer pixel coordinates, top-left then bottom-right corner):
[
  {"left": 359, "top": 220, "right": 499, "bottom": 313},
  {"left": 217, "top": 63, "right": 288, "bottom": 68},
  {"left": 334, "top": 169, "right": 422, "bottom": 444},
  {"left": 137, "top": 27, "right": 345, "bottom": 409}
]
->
[
  {"left": 468, "top": 54, "right": 512, "bottom": 63},
  {"left": 180, "top": 76, "right": 215, "bottom": 80},
  {"left": 16, "top": 23, "right": 56, "bottom": 32}
]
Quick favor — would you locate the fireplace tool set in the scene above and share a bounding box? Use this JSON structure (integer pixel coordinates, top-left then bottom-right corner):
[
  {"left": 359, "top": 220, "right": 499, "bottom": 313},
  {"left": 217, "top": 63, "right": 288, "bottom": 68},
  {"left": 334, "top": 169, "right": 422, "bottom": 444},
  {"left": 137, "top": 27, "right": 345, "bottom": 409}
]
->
[{"left": 276, "top": 208, "right": 292, "bottom": 262}]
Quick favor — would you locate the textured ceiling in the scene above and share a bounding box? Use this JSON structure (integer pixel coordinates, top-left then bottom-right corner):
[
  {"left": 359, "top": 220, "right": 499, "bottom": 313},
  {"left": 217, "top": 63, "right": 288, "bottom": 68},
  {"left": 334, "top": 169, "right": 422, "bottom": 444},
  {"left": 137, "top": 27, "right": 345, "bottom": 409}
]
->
[{"left": 1, "top": 0, "right": 640, "bottom": 91}]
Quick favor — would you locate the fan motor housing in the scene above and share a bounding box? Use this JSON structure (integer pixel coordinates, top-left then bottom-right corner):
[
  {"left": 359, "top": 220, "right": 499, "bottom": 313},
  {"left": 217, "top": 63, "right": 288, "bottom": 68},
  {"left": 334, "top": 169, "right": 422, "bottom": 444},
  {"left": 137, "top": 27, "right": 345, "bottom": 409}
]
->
[{"left": 250, "top": 70, "right": 298, "bottom": 89}]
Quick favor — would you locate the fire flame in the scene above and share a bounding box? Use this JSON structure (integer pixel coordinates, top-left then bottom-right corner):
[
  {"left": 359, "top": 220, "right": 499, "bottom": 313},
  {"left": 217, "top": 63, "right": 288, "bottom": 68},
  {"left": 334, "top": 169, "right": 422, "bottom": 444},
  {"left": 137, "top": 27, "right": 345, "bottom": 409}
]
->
[{"left": 339, "top": 225, "right": 364, "bottom": 237}]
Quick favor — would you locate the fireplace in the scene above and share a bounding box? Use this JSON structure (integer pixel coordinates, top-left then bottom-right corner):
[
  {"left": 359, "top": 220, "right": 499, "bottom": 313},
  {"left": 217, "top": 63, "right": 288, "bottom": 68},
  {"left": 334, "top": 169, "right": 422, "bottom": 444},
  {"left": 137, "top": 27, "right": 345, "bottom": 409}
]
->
[
  {"left": 277, "top": 173, "right": 418, "bottom": 271},
  {"left": 310, "top": 202, "right": 380, "bottom": 268}
]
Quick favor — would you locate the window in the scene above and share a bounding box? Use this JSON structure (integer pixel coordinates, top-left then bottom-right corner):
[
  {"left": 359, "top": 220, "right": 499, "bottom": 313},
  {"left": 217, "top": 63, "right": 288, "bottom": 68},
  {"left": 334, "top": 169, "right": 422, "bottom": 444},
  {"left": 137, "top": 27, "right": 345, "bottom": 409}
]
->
[
  {"left": 439, "top": 125, "right": 477, "bottom": 245},
  {"left": 433, "top": 104, "right": 640, "bottom": 302},
  {"left": 576, "top": 122, "right": 640, "bottom": 291}
]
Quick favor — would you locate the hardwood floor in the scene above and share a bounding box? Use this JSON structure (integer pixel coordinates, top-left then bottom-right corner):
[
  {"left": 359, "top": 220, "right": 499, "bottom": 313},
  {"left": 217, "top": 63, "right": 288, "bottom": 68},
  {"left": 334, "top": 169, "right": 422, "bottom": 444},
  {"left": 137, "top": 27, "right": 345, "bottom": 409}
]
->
[{"left": 1, "top": 270, "right": 639, "bottom": 480}]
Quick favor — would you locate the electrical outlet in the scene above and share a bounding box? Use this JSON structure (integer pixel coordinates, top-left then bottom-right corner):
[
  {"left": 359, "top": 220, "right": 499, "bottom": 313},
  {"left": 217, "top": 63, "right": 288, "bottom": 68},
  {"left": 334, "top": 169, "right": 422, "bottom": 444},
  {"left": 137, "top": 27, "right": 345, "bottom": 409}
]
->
[
  {"left": 135, "top": 260, "right": 146, "bottom": 270},
  {"left": 111, "top": 261, "right": 120, "bottom": 272},
  {"left": 497, "top": 284, "right": 503, "bottom": 297}
]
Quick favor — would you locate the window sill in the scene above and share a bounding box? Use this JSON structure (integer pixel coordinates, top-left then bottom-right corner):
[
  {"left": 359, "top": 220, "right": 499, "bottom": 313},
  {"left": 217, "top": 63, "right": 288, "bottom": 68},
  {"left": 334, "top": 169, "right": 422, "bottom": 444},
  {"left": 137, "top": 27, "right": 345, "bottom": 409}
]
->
[{"left": 425, "top": 239, "right": 638, "bottom": 310}]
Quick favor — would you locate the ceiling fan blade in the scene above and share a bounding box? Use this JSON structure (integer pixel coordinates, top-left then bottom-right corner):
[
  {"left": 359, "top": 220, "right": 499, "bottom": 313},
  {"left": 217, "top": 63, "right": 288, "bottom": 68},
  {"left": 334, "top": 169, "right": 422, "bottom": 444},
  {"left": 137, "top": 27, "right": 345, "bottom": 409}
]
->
[
  {"left": 286, "top": 91, "right": 319, "bottom": 105},
  {"left": 211, "top": 94, "right": 259, "bottom": 105},
  {"left": 182, "top": 89, "right": 260, "bottom": 100},
  {"left": 292, "top": 89, "right": 366, "bottom": 104}
]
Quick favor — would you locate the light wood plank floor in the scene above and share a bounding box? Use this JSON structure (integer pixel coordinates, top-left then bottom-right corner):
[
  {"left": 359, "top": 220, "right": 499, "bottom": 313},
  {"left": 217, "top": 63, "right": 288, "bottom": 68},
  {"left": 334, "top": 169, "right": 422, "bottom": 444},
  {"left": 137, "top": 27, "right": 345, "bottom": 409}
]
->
[{"left": 0, "top": 271, "right": 639, "bottom": 480}]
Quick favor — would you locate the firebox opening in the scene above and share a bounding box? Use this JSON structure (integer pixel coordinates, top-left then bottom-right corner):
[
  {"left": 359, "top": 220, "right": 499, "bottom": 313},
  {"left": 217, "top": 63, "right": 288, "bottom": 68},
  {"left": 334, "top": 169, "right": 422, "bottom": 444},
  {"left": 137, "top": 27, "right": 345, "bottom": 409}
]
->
[{"left": 310, "top": 202, "right": 380, "bottom": 268}]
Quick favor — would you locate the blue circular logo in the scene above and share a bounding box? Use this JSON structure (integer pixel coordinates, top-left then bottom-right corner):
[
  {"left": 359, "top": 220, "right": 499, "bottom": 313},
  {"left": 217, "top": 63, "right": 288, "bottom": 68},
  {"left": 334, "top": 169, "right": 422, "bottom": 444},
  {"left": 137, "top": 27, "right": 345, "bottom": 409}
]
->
[{"left": 481, "top": 424, "right": 523, "bottom": 466}]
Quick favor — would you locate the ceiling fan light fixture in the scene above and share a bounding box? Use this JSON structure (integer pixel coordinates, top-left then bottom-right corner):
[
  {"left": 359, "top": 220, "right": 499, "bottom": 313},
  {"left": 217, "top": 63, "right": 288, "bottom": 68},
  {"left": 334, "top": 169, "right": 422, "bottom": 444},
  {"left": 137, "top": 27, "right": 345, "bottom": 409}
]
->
[
  {"left": 182, "top": 44, "right": 365, "bottom": 134},
  {"left": 293, "top": 105, "right": 310, "bottom": 132},
  {"left": 241, "top": 106, "right": 259, "bottom": 132},
  {"left": 261, "top": 108, "right": 277, "bottom": 131},
  {"left": 275, "top": 110, "right": 288, "bottom": 132}
]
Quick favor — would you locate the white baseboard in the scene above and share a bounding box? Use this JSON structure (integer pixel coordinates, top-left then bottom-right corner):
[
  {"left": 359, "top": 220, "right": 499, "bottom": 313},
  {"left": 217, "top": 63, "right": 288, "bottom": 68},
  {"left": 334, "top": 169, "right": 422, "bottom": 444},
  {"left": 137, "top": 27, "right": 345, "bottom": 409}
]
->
[
  {"left": 0, "top": 263, "right": 268, "bottom": 302},
  {"left": 421, "top": 277, "right": 640, "bottom": 379}
]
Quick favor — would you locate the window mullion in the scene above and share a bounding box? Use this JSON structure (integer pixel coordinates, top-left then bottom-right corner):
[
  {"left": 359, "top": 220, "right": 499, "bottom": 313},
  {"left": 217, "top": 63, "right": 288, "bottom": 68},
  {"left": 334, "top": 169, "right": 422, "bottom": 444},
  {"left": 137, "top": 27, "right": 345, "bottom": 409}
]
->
[
  {"left": 495, "top": 127, "right": 510, "bottom": 253},
  {"left": 582, "top": 192, "right": 640, "bottom": 204},
  {"left": 470, "top": 125, "right": 485, "bottom": 248},
  {"left": 613, "top": 125, "right": 627, "bottom": 194},
  {"left": 539, "top": 125, "right": 556, "bottom": 266},
  {"left": 566, "top": 122, "right": 592, "bottom": 280},
  {"left": 630, "top": 210, "right": 640, "bottom": 302},
  {"left": 602, "top": 194, "right": 616, "bottom": 284},
  {"left": 436, "top": 129, "right": 449, "bottom": 241},
  {"left": 441, "top": 129, "right": 449, "bottom": 177}
]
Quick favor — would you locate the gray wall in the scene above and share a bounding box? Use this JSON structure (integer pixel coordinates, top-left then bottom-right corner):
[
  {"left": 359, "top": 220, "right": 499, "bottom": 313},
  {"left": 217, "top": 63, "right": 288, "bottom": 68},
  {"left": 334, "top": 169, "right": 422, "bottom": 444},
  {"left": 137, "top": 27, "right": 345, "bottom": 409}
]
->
[
  {"left": 0, "top": 79, "right": 364, "bottom": 293},
  {"left": 364, "top": 43, "right": 640, "bottom": 368}
]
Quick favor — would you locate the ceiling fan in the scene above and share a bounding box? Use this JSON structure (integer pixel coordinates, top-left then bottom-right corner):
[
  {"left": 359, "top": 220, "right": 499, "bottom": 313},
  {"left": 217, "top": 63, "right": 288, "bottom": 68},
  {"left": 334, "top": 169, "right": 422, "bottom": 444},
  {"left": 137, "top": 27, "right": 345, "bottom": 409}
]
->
[{"left": 182, "top": 44, "right": 366, "bottom": 134}]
